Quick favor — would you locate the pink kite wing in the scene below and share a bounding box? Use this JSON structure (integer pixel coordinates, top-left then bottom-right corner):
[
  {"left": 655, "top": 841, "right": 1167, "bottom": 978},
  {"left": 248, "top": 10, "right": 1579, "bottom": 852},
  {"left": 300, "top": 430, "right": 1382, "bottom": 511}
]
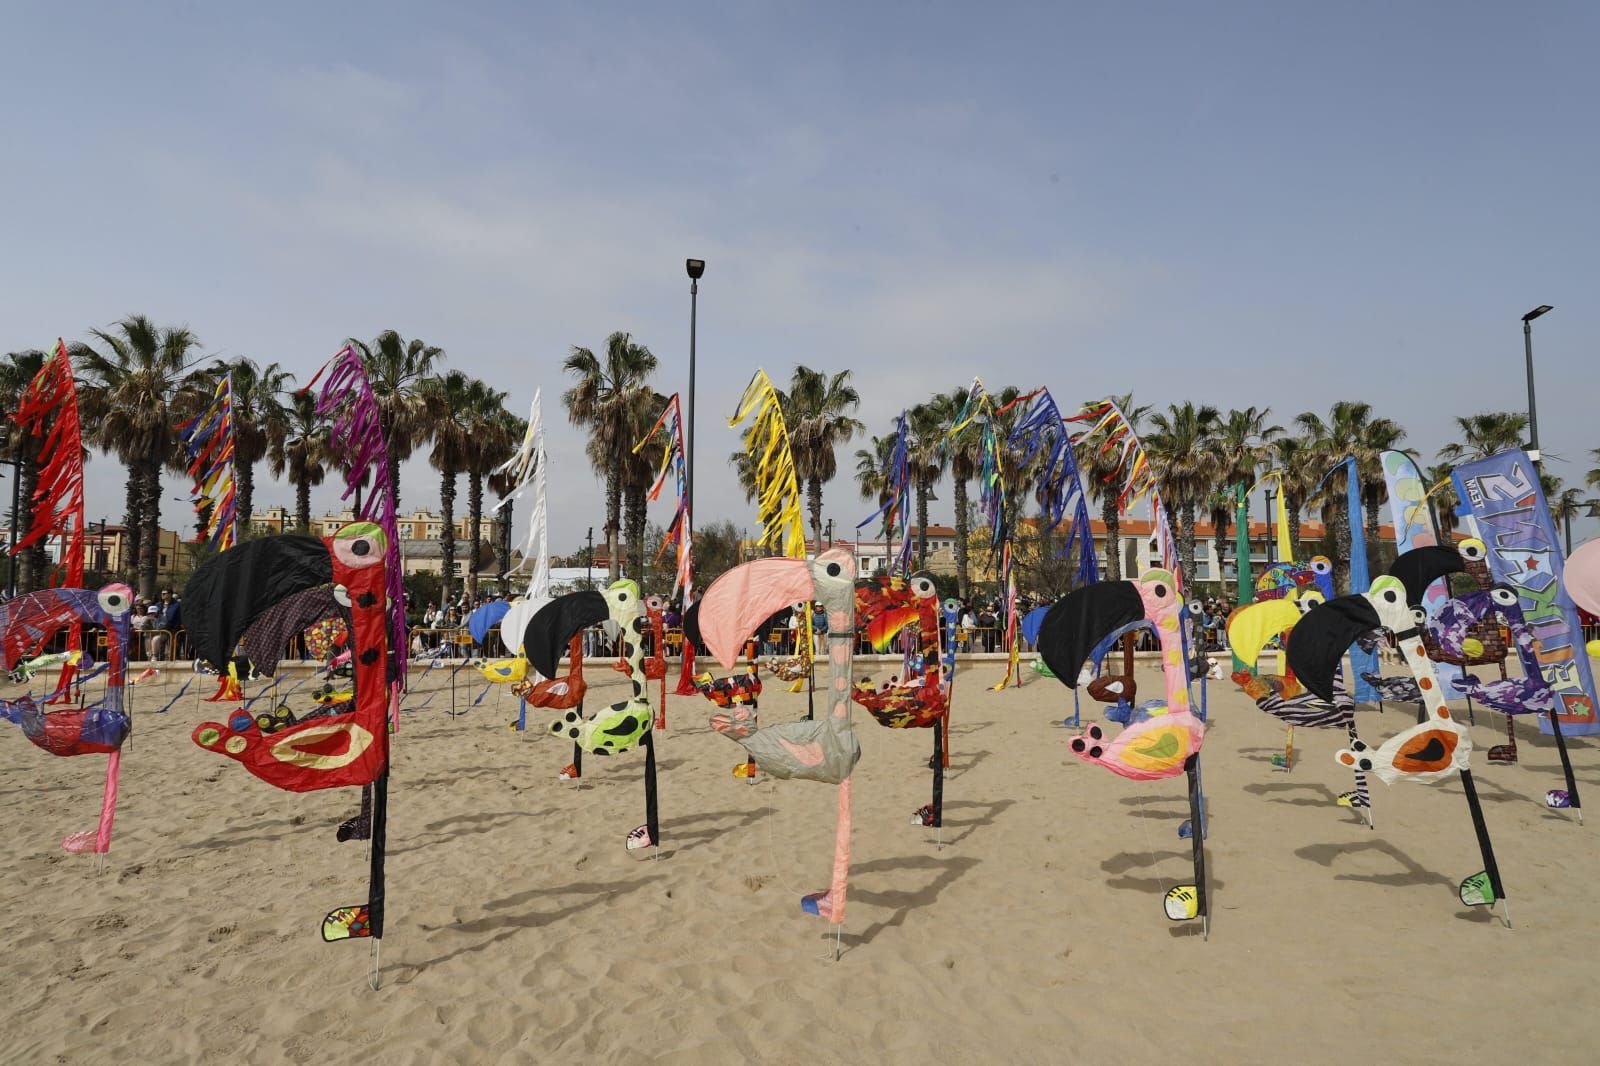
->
[
  {"left": 696, "top": 557, "right": 814, "bottom": 667},
  {"left": 1564, "top": 540, "right": 1600, "bottom": 617}
]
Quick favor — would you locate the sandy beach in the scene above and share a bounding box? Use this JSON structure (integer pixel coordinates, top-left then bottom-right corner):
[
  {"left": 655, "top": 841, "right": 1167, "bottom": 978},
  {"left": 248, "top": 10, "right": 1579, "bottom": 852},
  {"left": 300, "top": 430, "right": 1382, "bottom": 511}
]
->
[{"left": 5, "top": 659, "right": 1599, "bottom": 1065}]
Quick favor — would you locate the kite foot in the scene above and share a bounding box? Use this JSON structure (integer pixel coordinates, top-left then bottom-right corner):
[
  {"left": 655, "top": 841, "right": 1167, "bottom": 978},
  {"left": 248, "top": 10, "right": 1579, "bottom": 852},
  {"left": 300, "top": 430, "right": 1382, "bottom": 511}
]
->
[
  {"left": 1163, "top": 885, "right": 1200, "bottom": 921},
  {"left": 1336, "top": 790, "right": 1369, "bottom": 809},
  {"left": 336, "top": 813, "right": 371, "bottom": 843},
  {"left": 800, "top": 889, "right": 839, "bottom": 921},
  {"left": 624, "top": 824, "right": 654, "bottom": 852},
  {"left": 1545, "top": 789, "right": 1573, "bottom": 810},
  {"left": 1458, "top": 871, "right": 1498, "bottom": 908},
  {"left": 911, "top": 804, "right": 939, "bottom": 828},
  {"left": 1270, "top": 753, "right": 1290, "bottom": 768},
  {"left": 732, "top": 761, "right": 758, "bottom": 780},
  {"left": 60, "top": 830, "right": 104, "bottom": 854},
  {"left": 131, "top": 667, "right": 160, "bottom": 686},
  {"left": 1487, "top": 744, "right": 1518, "bottom": 764},
  {"left": 557, "top": 763, "right": 581, "bottom": 782},
  {"left": 710, "top": 706, "right": 757, "bottom": 740},
  {"left": 321, "top": 904, "right": 374, "bottom": 942}
]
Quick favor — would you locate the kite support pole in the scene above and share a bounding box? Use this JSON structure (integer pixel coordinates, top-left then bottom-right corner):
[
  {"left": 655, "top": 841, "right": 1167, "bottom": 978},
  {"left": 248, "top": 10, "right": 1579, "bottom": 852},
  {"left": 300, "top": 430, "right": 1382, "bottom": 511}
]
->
[
  {"left": 1498, "top": 897, "right": 1513, "bottom": 930},
  {"left": 1185, "top": 753, "right": 1209, "bottom": 939},
  {"left": 368, "top": 939, "right": 382, "bottom": 991}
]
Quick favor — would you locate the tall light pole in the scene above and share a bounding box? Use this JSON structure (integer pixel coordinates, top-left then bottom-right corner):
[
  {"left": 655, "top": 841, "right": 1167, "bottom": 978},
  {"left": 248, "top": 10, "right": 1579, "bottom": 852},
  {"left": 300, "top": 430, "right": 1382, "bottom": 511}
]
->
[
  {"left": 1523, "top": 304, "right": 1552, "bottom": 463},
  {"left": 685, "top": 258, "right": 705, "bottom": 547},
  {"left": 586, "top": 526, "right": 594, "bottom": 590},
  {"left": 1264, "top": 487, "right": 1277, "bottom": 564}
]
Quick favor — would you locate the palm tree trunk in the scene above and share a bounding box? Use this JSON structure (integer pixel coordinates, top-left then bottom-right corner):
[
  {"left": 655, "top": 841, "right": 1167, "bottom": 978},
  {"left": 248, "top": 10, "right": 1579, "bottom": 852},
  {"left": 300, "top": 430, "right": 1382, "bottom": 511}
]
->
[
  {"left": 806, "top": 476, "right": 824, "bottom": 549},
  {"left": 625, "top": 483, "right": 647, "bottom": 578},
  {"left": 385, "top": 439, "right": 403, "bottom": 517},
  {"left": 1179, "top": 500, "right": 1198, "bottom": 591},
  {"left": 1102, "top": 498, "right": 1122, "bottom": 582},
  {"left": 123, "top": 466, "right": 142, "bottom": 585},
  {"left": 236, "top": 458, "right": 255, "bottom": 533},
  {"left": 1362, "top": 486, "right": 1382, "bottom": 548},
  {"left": 605, "top": 467, "right": 621, "bottom": 583},
  {"left": 294, "top": 468, "right": 312, "bottom": 533},
  {"left": 915, "top": 476, "right": 930, "bottom": 569},
  {"left": 137, "top": 457, "right": 162, "bottom": 600},
  {"left": 467, "top": 470, "right": 484, "bottom": 597},
  {"left": 16, "top": 452, "right": 40, "bottom": 593},
  {"left": 439, "top": 469, "right": 458, "bottom": 604},
  {"left": 952, "top": 476, "right": 970, "bottom": 597},
  {"left": 495, "top": 503, "right": 512, "bottom": 584},
  {"left": 1211, "top": 505, "right": 1229, "bottom": 591},
  {"left": 1332, "top": 500, "right": 1353, "bottom": 595}
]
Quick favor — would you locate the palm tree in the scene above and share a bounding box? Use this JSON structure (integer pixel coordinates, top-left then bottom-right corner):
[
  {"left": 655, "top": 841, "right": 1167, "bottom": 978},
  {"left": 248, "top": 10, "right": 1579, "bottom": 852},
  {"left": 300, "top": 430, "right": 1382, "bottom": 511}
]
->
[
  {"left": 1437, "top": 411, "right": 1529, "bottom": 465},
  {"left": 1355, "top": 415, "right": 1406, "bottom": 547},
  {"left": 74, "top": 315, "right": 207, "bottom": 598},
  {"left": 1295, "top": 401, "right": 1390, "bottom": 594},
  {"left": 1586, "top": 448, "right": 1600, "bottom": 491},
  {"left": 419, "top": 370, "right": 476, "bottom": 603},
  {"left": 1425, "top": 462, "right": 1461, "bottom": 538},
  {"left": 907, "top": 402, "right": 948, "bottom": 569},
  {"left": 476, "top": 401, "right": 524, "bottom": 594},
  {"left": 934, "top": 388, "right": 980, "bottom": 596},
  {"left": 562, "top": 332, "right": 658, "bottom": 582},
  {"left": 1206, "top": 407, "right": 1281, "bottom": 587},
  {"left": 786, "top": 367, "right": 864, "bottom": 548},
  {"left": 1145, "top": 402, "right": 1221, "bottom": 590},
  {"left": 1548, "top": 479, "right": 1586, "bottom": 552},
  {"left": 1077, "top": 393, "right": 1149, "bottom": 583},
  {"left": 0, "top": 349, "right": 49, "bottom": 592},
  {"left": 460, "top": 379, "right": 517, "bottom": 597},
  {"left": 620, "top": 389, "right": 669, "bottom": 580},
  {"left": 211, "top": 357, "right": 291, "bottom": 531},
  {"left": 346, "top": 330, "right": 445, "bottom": 514},
  {"left": 267, "top": 390, "right": 328, "bottom": 532}
]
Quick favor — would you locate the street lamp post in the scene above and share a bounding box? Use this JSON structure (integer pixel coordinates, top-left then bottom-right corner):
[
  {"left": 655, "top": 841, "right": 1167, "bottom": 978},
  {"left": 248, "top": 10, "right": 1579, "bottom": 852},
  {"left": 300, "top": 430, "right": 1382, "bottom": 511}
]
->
[
  {"left": 825, "top": 518, "right": 834, "bottom": 549},
  {"left": 1567, "top": 502, "right": 1600, "bottom": 556},
  {"left": 586, "top": 526, "right": 594, "bottom": 590},
  {"left": 1523, "top": 304, "right": 1553, "bottom": 463},
  {"left": 685, "top": 259, "right": 705, "bottom": 547}
]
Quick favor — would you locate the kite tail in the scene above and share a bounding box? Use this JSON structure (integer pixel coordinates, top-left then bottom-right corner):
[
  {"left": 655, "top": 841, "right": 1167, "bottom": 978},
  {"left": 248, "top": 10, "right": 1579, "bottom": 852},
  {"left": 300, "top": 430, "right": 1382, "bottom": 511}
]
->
[
  {"left": 728, "top": 371, "right": 807, "bottom": 560},
  {"left": 62, "top": 748, "right": 120, "bottom": 855},
  {"left": 156, "top": 677, "right": 195, "bottom": 713}
]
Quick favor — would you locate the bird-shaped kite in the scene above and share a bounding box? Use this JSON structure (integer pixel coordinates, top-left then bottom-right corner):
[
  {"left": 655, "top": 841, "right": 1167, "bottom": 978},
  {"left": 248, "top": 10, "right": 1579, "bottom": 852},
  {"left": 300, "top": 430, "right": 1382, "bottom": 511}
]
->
[
  {"left": 1, "top": 584, "right": 134, "bottom": 854},
  {"left": 1229, "top": 590, "right": 1370, "bottom": 817},
  {"left": 513, "top": 633, "right": 587, "bottom": 780},
  {"left": 187, "top": 523, "right": 397, "bottom": 980},
  {"left": 851, "top": 572, "right": 952, "bottom": 828},
  {"left": 680, "top": 598, "right": 763, "bottom": 780},
  {"left": 696, "top": 548, "right": 862, "bottom": 939},
  {"left": 613, "top": 593, "right": 668, "bottom": 726},
  {"left": 528, "top": 580, "right": 660, "bottom": 851},
  {"left": 1038, "top": 569, "right": 1210, "bottom": 930},
  {"left": 1288, "top": 570, "right": 1509, "bottom": 920}
]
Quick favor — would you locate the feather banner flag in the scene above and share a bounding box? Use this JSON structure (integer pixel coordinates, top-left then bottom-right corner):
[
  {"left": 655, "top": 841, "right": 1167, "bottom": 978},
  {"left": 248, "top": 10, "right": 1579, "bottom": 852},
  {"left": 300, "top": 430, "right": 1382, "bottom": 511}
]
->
[
  {"left": 177, "top": 372, "right": 239, "bottom": 552},
  {"left": 728, "top": 370, "right": 807, "bottom": 561},
  {"left": 1452, "top": 450, "right": 1599, "bottom": 736},
  {"left": 1381, "top": 449, "right": 1468, "bottom": 699},
  {"left": 306, "top": 346, "right": 407, "bottom": 682},
  {"left": 635, "top": 392, "right": 694, "bottom": 602},
  {"left": 998, "top": 386, "right": 1099, "bottom": 589},
  {"left": 949, "top": 378, "right": 1021, "bottom": 689},
  {"left": 494, "top": 389, "right": 551, "bottom": 601},
  {"left": 11, "top": 340, "right": 86, "bottom": 588},
  {"left": 1068, "top": 397, "right": 1180, "bottom": 591},
  {"left": 1311, "top": 456, "right": 1378, "bottom": 703},
  {"left": 856, "top": 411, "right": 912, "bottom": 578}
]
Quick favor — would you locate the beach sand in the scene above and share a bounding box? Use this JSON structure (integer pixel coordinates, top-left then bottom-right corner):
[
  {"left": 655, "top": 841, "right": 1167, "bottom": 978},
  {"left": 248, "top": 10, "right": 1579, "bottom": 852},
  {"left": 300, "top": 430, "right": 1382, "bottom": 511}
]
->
[{"left": 4, "top": 661, "right": 1599, "bottom": 1065}]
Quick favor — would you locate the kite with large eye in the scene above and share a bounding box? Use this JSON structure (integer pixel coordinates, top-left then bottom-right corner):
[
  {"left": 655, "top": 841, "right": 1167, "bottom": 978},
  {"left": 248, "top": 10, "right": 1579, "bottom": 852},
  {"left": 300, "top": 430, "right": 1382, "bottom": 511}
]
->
[
  {"left": 0, "top": 583, "right": 135, "bottom": 855},
  {"left": 526, "top": 579, "right": 661, "bottom": 852},
  {"left": 184, "top": 522, "right": 397, "bottom": 955},
  {"left": 1037, "top": 570, "right": 1210, "bottom": 931},
  {"left": 1289, "top": 565, "right": 1510, "bottom": 919},
  {"left": 850, "top": 571, "right": 952, "bottom": 828}
]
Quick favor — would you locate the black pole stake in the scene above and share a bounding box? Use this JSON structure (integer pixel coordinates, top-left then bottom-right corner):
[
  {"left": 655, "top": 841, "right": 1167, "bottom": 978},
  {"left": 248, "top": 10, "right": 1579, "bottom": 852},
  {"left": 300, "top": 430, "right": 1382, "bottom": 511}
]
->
[
  {"left": 1548, "top": 708, "right": 1582, "bottom": 820},
  {"left": 643, "top": 728, "right": 660, "bottom": 850},
  {"left": 930, "top": 722, "right": 944, "bottom": 829},
  {"left": 1185, "top": 753, "right": 1209, "bottom": 930},
  {"left": 1459, "top": 768, "right": 1506, "bottom": 909}
]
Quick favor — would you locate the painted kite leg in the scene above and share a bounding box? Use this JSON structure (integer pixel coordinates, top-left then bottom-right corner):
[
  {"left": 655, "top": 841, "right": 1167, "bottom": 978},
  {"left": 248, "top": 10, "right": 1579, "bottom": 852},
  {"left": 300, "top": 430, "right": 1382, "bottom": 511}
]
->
[
  {"left": 1457, "top": 768, "right": 1509, "bottom": 926},
  {"left": 1163, "top": 754, "right": 1210, "bottom": 936},
  {"left": 1545, "top": 709, "right": 1583, "bottom": 821},
  {"left": 643, "top": 729, "right": 660, "bottom": 855},
  {"left": 931, "top": 722, "right": 944, "bottom": 841},
  {"left": 802, "top": 775, "right": 853, "bottom": 956},
  {"left": 337, "top": 785, "right": 373, "bottom": 843},
  {"left": 62, "top": 749, "right": 121, "bottom": 855}
]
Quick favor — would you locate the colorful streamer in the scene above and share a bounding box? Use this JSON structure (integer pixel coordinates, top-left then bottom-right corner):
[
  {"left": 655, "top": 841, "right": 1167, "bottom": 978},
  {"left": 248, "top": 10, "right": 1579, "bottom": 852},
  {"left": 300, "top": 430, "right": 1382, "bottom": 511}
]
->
[
  {"left": 176, "top": 372, "right": 239, "bottom": 551},
  {"left": 1068, "top": 398, "right": 1180, "bottom": 591},
  {"left": 950, "top": 379, "right": 1019, "bottom": 688},
  {"left": 728, "top": 370, "right": 807, "bottom": 560},
  {"left": 856, "top": 411, "right": 912, "bottom": 578},
  {"left": 634, "top": 392, "right": 694, "bottom": 602},
  {"left": 999, "top": 387, "right": 1099, "bottom": 589},
  {"left": 494, "top": 388, "right": 550, "bottom": 601}
]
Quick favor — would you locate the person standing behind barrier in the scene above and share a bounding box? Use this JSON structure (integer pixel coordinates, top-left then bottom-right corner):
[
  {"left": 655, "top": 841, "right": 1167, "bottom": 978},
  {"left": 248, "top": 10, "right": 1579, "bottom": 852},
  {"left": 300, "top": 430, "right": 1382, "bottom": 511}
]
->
[
  {"left": 132, "top": 602, "right": 154, "bottom": 658},
  {"left": 157, "top": 589, "right": 183, "bottom": 660}
]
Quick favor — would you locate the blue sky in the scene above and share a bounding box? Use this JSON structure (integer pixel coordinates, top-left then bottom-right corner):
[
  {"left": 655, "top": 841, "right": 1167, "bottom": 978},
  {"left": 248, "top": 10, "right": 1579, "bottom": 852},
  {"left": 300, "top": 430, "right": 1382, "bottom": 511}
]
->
[{"left": 4, "top": 2, "right": 1597, "bottom": 552}]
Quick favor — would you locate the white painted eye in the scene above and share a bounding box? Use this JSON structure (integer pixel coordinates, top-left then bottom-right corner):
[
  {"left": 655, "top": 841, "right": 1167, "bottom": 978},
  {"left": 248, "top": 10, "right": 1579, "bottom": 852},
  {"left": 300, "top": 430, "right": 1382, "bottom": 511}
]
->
[
  {"left": 1490, "top": 587, "right": 1518, "bottom": 608},
  {"left": 1411, "top": 606, "right": 1428, "bottom": 626},
  {"left": 910, "top": 575, "right": 936, "bottom": 598},
  {"left": 97, "top": 587, "right": 132, "bottom": 616},
  {"left": 1310, "top": 557, "right": 1332, "bottom": 575},
  {"left": 332, "top": 585, "right": 351, "bottom": 607},
  {"left": 646, "top": 595, "right": 665, "bottom": 612},
  {"left": 1461, "top": 539, "right": 1486, "bottom": 562}
]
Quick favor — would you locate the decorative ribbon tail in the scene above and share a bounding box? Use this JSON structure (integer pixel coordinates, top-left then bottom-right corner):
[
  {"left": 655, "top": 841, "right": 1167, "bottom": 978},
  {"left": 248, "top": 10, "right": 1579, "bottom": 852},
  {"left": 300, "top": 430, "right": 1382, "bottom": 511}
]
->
[{"left": 62, "top": 749, "right": 121, "bottom": 855}]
